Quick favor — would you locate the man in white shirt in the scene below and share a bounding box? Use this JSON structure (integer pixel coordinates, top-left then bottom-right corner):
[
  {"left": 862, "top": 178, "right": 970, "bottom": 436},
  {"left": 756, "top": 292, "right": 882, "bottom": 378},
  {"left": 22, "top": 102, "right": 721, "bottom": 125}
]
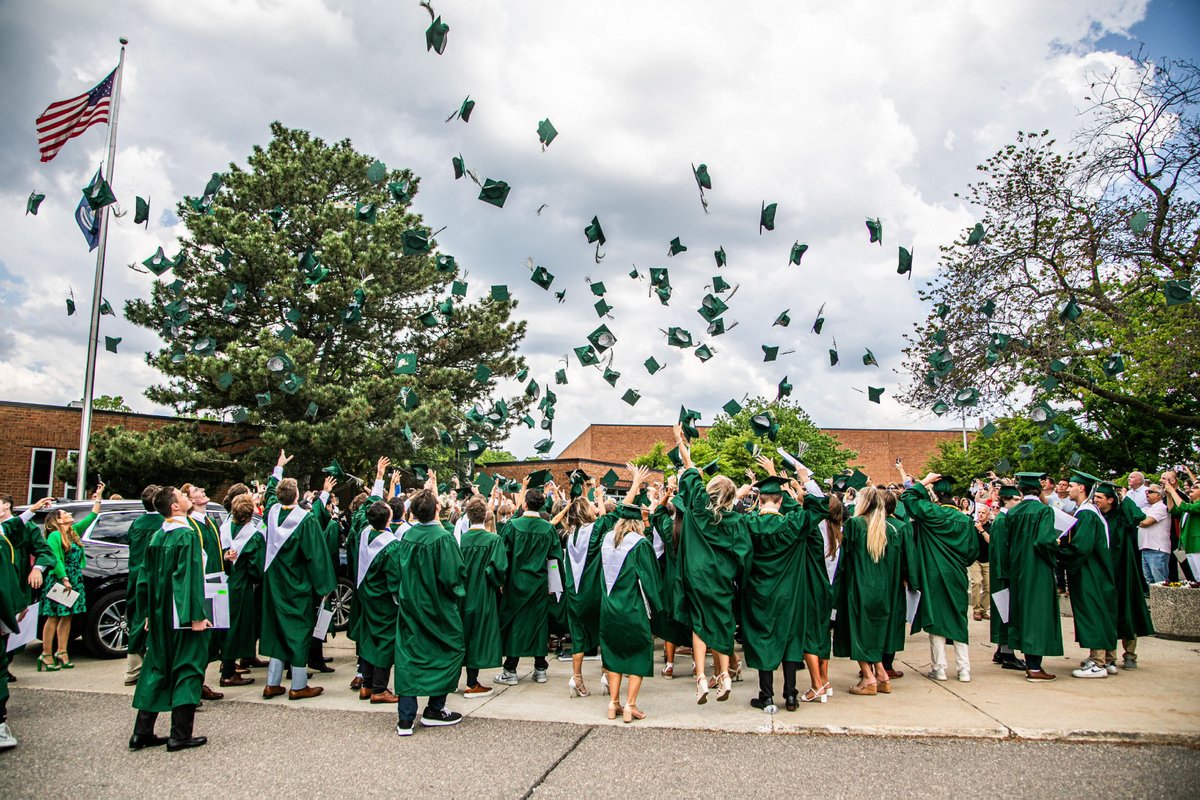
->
[
  {"left": 1048, "top": 480, "right": 1076, "bottom": 513},
  {"left": 1126, "top": 472, "right": 1149, "bottom": 509},
  {"left": 1138, "top": 485, "right": 1171, "bottom": 585}
]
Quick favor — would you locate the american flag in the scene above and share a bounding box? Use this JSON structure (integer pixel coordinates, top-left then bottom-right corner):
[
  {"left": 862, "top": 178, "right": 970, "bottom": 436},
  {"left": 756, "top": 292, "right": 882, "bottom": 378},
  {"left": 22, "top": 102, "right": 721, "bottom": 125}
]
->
[{"left": 35, "top": 69, "right": 116, "bottom": 163}]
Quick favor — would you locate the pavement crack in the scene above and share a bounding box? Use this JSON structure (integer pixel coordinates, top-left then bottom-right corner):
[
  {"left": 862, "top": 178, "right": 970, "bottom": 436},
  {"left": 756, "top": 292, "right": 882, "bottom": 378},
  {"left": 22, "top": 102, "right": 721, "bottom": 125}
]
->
[
  {"left": 899, "top": 657, "right": 1014, "bottom": 739},
  {"left": 522, "top": 725, "right": 594, "bottom": 799}
]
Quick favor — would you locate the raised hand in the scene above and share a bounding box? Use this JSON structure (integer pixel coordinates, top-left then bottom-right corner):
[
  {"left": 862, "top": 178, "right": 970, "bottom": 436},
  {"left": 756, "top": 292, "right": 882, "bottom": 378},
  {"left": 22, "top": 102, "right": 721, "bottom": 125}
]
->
[
  {"left": 376, "top": 456, "right": 391, "bottom": 480},
  {"left": 755, "top": 454, "right": 777, "bottom": 476},
  {"left": 277, "top": 449, "right": 294, "bottom": 468},
  {"left": 323, "top": 475, "right": 336, "bottom": 493}
]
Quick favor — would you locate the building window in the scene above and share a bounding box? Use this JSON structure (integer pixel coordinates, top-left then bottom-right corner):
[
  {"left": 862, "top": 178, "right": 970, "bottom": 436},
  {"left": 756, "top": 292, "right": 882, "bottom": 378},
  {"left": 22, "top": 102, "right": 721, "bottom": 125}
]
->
[
  {"left": 28, "top": 448, "right": 55, "bottom": 504},
  {"left": 64, "top": 449, "right": 79, "bottom": 499}
]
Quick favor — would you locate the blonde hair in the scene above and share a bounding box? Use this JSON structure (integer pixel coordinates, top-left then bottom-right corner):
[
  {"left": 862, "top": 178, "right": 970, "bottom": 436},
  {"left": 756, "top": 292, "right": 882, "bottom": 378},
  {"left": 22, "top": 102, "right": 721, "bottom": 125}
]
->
[
  {"left": 567, "top": 496, "right": 597, "bottom": 530},
  {"left": 705, "top": 474, "right": 737, "bottom": 524},
  {"left": 855, "top": 486, "right": 889, "bottom": 563},
  {"left": 484, "top": 509, "right": 497, "bottom": 533},
  {"left": 613, "top": 517, "right": 644, "bottom": 547},
  {"left": 44, "top": 509, "right": 81, "bottom": 548}
]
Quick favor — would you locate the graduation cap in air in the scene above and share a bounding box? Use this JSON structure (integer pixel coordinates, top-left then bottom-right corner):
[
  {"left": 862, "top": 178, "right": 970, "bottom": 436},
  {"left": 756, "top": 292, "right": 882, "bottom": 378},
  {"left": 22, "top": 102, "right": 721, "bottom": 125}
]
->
[
  {"left": 472, "top": 471, "right": 496, "bottom": 495},
  {"left": 865, "top": 218, "right": 883, "bottom": 245},
  {"left": 1163, "top": 280, "right": 1192, "bottom": 306},
  {"left": 104, "top": 336, "right": 121, "bottom": 353},
  {"left": 465, "top": 435, "right": 488, "bottom": 457},
  {"left": 932, "top": 330, "right": 946, "bottom": 345},
  {"left": 354, "top": 202, "right": 377, "bottom": 224},
  {"left": 434, "top": 254, "right": 457, "bottom": 273},
  {"left": 392, "top": 353, "right": 417, "bottom": 375},
  {"left": 722, "top": 398, "right": 743, "bottom": 416},
  {"left": 668, "top": 237, "right": 687, "bottom": 256},
  {"left": 788, "top": 243, "right": 809, "bottom": 266},
  {"left": 191, "top": 337, "right": 217, "bottom": 356},
  {"left": 707, "top": 318, "right": 732, "bottom": 337},
  {"left": 714, "top": 246, "right": 727, "bottom": 268},
  {"left": 389, "top": 180, "right": 412, "bottom": 203},
  {"left": 537, "top": 119, "right": 558, "bottom": 149},
  {"left": 489, "top": 285, "right": 510, "bottom": 302},
  {"left": 862, "top": 349, "right": 878, "bottom": 367},
  {"left": 829, "top": 338, "right": 839, "bottom": 366},
  {"left": 472, "top": 363, "right": 492, "bottom": 383},
  {"left": 573, "top": 345, "right": 600, "bottom": 366},
  {"left": 967, "top": 223, "right": 986, "bottom": 246},
  {"left": 654, "top": 283, "right": 673, "bottom": 305},
  {"left": 401, "top": 229, "right": 431, "bottom": 256},
  {"left": 417, "top": 308, "right": 439, "bottom": 328},
  {"left": 396, "top": 385, "right": 419, "bottom": 410},
  {"left": 366, "top": 160, "right": 387, "bottom": 184},
  {"left": 231, "top": 407, "right": 249, "bottom": 424},
  {"left": 478, "top": 179, "right": 510, "bottom": 207},
  {"left": 83, "top": 172, "right": 116, "bottom": 211},
  {"left": 773, "top": 309, "right": 791, "bottom": 327},
  {"left": 530, "top": 265, "right": 554, "bottom": 290},
  {"left": 1068, "top": 451, "right": 1082, "bottom": 468},
  {"left": 1017, "top": 443, "right": 1035, "bottom": 458},
  {"left": 594, "top": 298, "right": 613, "bottom": 317},
  {"left": 438, "top": 429, "right": 454, "bottom": 447},
  {"left": 451, "top": 280, "right": 468, "bottom": 297},
  {"left": 812, "top": 304, "right": 825, "bottom": 334},
  {"left": 777, "top": 376, "right": 793, "bottom": 399},
  {"left": 602, "top": 367, "right": 620, "bottom": 386},
  {"left": 697, "top": 294, "right": 728, "bottom": 323},
  {"left": 762, "top": 345, "right": 780, "bottom": 362},
  {"left": 711, "top": 275, "right": 731, "bottom": 293},
  {"left": 216, "top": 372, "right": 234, "bottom": 391},
  {"left": 692, "top": 162, "right": 712, "bottom": 212},
  {"left": 447, "top": 96, "right": 474, "bottom": 123},
  {"left": 936, "top": 302, "right": 950, "bottom": 319},
  {"left": 898, "top": 246, "right": 913, "bottom": 278},
  {"left": 143, "top": 247, "right": 178, "bottom": 276},
  {"left": 1029, "top": 402, "right": 1055, "bottom": 426},
  {"left": 621, "top": 389, "right": 640, "bottom": 405},
  {"left": 304, "top": 402, "right": 319, "bottom": 421},
  {"left": 979, "top": 299, "right": 996, "bottom": 318},
  {"left": 532, "top": 438, "right": 554, "bottom": 455},
  {"left": 980, "top": 422, "right": 997, "bottom": 438},
  {"left": 588, "top": 324, "right": 617, "bottom": 352},
  {"left": 423, "top": 2, "right": 450, "bottom": 54},
  {"left": 1042, "top": 423, "right": 1068, "bottom": 444},
  {"left": 667, "top": 446, "right": 684, "bottom": 469},
  {"left": 266, "top": 351, "right": 295, "bottom": 374},
  {"left": 1101, "top": 354, "right": 1125, "bottom": 377},
  {"left": 26, "top": 191, "right": 45, "bottom": 215},
  {"left": 760, "top": 202, "right": 777, "bottom": 233},
  {"left": 554, "top": 290, "right": 566, "bottom": 303},
  {"left": 867, "top": 386, "right": 884, "bottom": 403},
  {"left": 1059, "top": 297, "right": 1082, "bottom": 323},
  {"left": 65, "top": 295, "right": 75, "bottom": 316},
  {"left": 98, "top": 298, "right": 114, "bottom": 316},
  {"left": 584, "top": 216, "right": 606, "bottom": 262},
  {"left": 599, "top": 469, "right": 620, "bottom": 490},
  {"left": 679, "top": 406, "right": 702, "bottom": 440},
  {"left": 750, "top": 410, "right": 779, "bottom": 440},
  {"left": 1129, "top": 210, "right": 1149, "bottom": 235},
  {"left": 644, "top": 357, "right": 662, "bottom": 375},
  {"left": 555, "top": 368, "right": 568, "bottom": 385},
  {"left": 666, "top": 327, "right": 694, "bottom": 348},
  {"left": 322, "top": 458, "right": 362, "bottom": 487},
  {"left": 953, "top": 388, "right": 979, "bottom": 407},
  {"left": 695, "top": 345, "right": 715, "bottom": 362},
  {"left": 932, "top": 400, "right": 949, "bottom": 416},
  {"left": 280, "top": 373, "right": 306, "bottom": 395}
]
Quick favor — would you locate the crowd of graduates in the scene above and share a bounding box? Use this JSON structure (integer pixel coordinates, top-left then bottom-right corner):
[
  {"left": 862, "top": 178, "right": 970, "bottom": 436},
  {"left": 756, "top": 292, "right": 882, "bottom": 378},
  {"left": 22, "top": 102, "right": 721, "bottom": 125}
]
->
[{"left": 0, "top": 432, "right": 1191, "bottom": 751}]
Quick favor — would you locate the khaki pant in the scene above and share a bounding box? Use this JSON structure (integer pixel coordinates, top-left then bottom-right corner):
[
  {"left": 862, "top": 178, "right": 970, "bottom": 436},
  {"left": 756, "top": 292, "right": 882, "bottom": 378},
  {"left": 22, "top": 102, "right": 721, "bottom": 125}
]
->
[
  {"left": 968, "top": 562, "right": 990, "bottom": 615},
  {"left": 123, "top": 652, "right": 142, "bottom": 684}
]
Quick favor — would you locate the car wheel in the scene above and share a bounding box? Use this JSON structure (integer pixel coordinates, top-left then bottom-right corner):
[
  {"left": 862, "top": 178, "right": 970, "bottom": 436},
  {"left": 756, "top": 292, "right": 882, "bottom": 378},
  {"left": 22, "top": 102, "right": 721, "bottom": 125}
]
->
[
  {"left": 330, "top": 577, "right": 354, "bottom": 633},
  {"left": 85, "top": 589, "right": 128, "bottom": 659}
]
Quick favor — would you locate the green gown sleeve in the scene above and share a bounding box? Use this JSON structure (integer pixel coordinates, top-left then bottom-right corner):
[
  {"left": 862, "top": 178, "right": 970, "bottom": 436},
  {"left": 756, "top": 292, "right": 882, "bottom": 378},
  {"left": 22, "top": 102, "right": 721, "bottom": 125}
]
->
[
  {"left": 487, "top": 537, "right": 508, "bottom": 591},
  {"left": 437, "top": 535, "right": 467, "bottom": 602},
  {"left": 635, "top": 539, "right": 664, "bottom": 618}
]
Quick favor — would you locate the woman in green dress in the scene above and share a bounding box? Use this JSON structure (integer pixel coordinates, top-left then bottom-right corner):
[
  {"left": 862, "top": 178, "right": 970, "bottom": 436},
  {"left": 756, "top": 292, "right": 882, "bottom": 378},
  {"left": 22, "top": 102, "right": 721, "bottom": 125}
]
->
[
  {"left": 38, "top": 485, "right": 103, "bottom": 671},
  {"left": 599, "top": 495, "right": 663, "bottom": 724}
]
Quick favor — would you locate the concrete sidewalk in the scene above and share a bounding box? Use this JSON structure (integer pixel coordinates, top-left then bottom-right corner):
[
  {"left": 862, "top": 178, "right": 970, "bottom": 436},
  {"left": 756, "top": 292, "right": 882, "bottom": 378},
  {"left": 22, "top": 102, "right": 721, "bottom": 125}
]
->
[{"left": 10, "top": 615, "right": 1199, "bottom": 745}]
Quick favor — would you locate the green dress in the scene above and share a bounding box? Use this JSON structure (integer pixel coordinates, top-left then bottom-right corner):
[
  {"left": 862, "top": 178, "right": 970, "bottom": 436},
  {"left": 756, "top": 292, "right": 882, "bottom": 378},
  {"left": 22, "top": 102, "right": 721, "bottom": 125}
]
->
[
  {"left": 563, "top": 517, "right": 610, "bottom": 654},
  {"left": 355, "top": 527, "right": 403, "bottom": 668},
  {"left": 219, "top": 519, "right": 265, "bottom": 661},
  {"left": 901, "top": 484, "right": 978, "bottom": 643},
  {"left": 132, "top": 520, "right": 210, "bottom": 712},
  {"left": 498, "top": 514, "right": 559, "bottom": 658},
  {"left": 832, "top": 516, "right": 906, "bottom": 663},
  {"left": 1002, "top": 497, "right": 1064, "bottom": 657},
  {"left": 125, "top": 512, "right": 164, "bottom": 656},
  {"left": 460, "top": 526, "right": 507, "bottom": 669},
  {"left": 648, "top": 507, "right": 691, "bottom": 644},
  {"left": 674, "top": 467, "right": 752, "bottom": 654},
  {"left": 1058, "top": 505, "right": 1117, "bottom": 650},
  {"left": 598, "top": 531, "right": 663, "bottom": 676},
  {"left": 1105, "top": 497, "right": 1155, "bottom": 640},
  {"left": 0, "top": 529, "right": 25, "bottom": 708},
  {"left": 987, "top": 509, "right": 1010, "bottom": 647},
  {"left": 41, "top": 515, "right": 95, "bottom": 617},
  {"left": 392, "top": 522, "right": 466, "bottom": 697},
  {"left": 258, "top": 474, "right": 337, "bottom": 666}
]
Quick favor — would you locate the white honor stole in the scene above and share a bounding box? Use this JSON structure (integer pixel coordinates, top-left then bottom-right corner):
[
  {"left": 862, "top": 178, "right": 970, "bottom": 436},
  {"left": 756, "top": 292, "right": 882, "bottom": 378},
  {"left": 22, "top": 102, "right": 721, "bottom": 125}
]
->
[
  {"left": 1077, "top": 502, "right": 1111, "bottom": 547},
  {"left": 601, "top": 531, "right": 651, "bottom": 617},
  {"left": 565, "top": 523, "right": 594, "bottom": 593},
  {"left": 220, "top": 518, "right": 263, "bottom": 563},
  {"left": 162, "top": 519, "right": 195, "bottom": 620},
  {"left": 264, "top": 505, "right": 308, "bottom": 571},
  {"left": 356, "top": 526, "right": 398, "bottom": 588}
]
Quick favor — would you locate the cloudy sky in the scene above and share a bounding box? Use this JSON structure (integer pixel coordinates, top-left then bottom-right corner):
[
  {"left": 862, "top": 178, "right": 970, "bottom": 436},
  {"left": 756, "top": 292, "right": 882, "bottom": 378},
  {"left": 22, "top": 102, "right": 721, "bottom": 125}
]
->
[{"left": 2, "top": 0, "right": 1197, "bottom": 458}]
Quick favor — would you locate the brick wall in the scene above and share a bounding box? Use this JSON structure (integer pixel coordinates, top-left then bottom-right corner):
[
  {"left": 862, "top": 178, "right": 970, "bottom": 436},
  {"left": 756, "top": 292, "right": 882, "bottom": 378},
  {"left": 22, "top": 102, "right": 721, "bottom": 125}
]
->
[{"left": 487, "top": 459, "right": 663, "bottom": 492}]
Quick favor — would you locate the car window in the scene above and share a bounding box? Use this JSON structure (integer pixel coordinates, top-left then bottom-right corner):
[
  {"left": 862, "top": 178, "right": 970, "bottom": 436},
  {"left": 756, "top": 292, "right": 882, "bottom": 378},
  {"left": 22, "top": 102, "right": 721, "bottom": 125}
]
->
[{"left": 84, "top": 511, "right": 142, "bottom": 546}]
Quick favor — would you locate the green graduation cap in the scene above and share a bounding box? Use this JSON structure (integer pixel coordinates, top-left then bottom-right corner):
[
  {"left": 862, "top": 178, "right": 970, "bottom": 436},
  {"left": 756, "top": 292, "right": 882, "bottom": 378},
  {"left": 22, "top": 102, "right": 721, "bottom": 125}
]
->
[
  {"left": 465, "top": 434, "right": 488, "bottom": 457},
  {"left": 304, "top": 265, "right": 330, "bottom": 285},
  {"left": 389, "top": 180, "right": 412, "bottom": 203},
  {"left": 1163, "top": 279, "right": 1192, "bottom": 306},
  {"left": 417, "top": 308, "right": 439, "bottom": 328},
  {"left": 574, "top": 345, "right": 600, "bottom": 366},
  {"left": 778, "top": 376, "right": 793, "bottom": 399},
  {"left": 932, "top": 400, "right": 949, "bottom": 416},
  {"left": 532, "top": 437, "right": 554, "bottom": 456},
  {"left": 693, "top": 162, "right": 712, "bottom": 190},
  {"left": 398, "top": 385, "right": 420, "bottom": 410},
  {"left": 700, "top": 459, "right": 721, "bottom": 476},
  {"left": 99, "top": 299, "right": 113, "bottom": 316},
  {"left": 478, "top": 179, "right": 510, "bottom": 208},
  {"left": 302, "top": 401, "right": 318, "bottom": 420},
  {"left": 366, "top": 160, "right": 387, "bottom": 184},
  {"left": 1049, "top": 359, "right": 1067, "bottom": 373},
  {"left": 613, "top": 502, "right": 643, "bottom": 520},
  {"left": 519, "top": 413, "right": 536, "bottom": 428},
  {"left": 1068, "top": 469, "right": 1100, "bottom": 490},
  {"left": 967, "top": 222, "right": 986, "bottom": 246},
  {"left": 629, "top": 267, "right": 640, "bottom": 279},
  {"left": 667, "top": 446, "right": 684, "bottom": 469},
  {"left": 555, "top": 368, "right": 568, "bottom": 385},
  {"left": 83, "top": 173, "right": 116, "bottom": 211},
  {"left": 644, "top": 357, "right": 662, "bottom": 375},
  {"left": 104, "top": 336, "right": 121, "bottom": 353},
  {"left": 472, "top": 471, "right": 496, "bottom": 495},
  {"left": 588, "top": 324, "right": 617, "bottom": 351},
  {"left": 537, "top": 118, "right": 558, "bottom": 148},
  {"left": 750, "top": 410, "right": 779, "bottom": 440},
  {"left": 668, "top": 237, "right": 687, "bottom": 256},
  {"left": 425, "top": 13, "right": 449, "bottom": 53},
  {"left": 695, "top": 345, "right": 715, "bottom": 362},
  {"left": 666, "top": 327, "right": 694, "bottom": 348},
  {"left": 932, "top": 329, "right": 946, "bottom": 345},
  {"left": 1101, "top": 353, "right": 1124, "bottom": 377},
  {"left": 788, "top": 242, "right": 809, "bottom": 266},
  {"left": 584, "top": 216, "right": 605, "bottom": 246},
  {"left": 26, "top": 191, "right": 45, "bottom": 215},
  {"left": 255, "top": 390, "right": 272, "bottom": 408},
  {"left": 898, "top": 246, "right": 913, "bottom": 278},
  {"left": 602, "top": 367, "right": 620, "bottom": 386},
  {"left": 490, "top": 285, "right": 510, "bottom": 301},
  {"left": 435, "top": 254, "right": 457, "bottom": 273},
  {"left": 1017, "top": 443, "right": 1035, "bottom": 458},
  {"left": 867, "top": 386, "right": 884, "bottom": 403},
  {"left": 953, "top": 387, "right": 980, "bottom": 407},
  {"left": 862, "top": 349, "right": 878, "bottom": 367},
  {"left": 216, "top": 372, "right": 234, "bottom": 391},
  {"left": 1014, "top": 470, "right": 1048, "bottom": 490},
  {"left": 774, "top": 309, "right": 791, "bottom": 327},
  {"left": 1042, "top": 423, "right": 1067, "bottom": 444},
  {"left": 762, "top": 345, "right": 780, "bottom": 362},
  {"left": 530, "top": 265, "right": 554, "bottom": 290},
  {"left": 649, "top": 267, "right": 670, "bottom": 287},
  {"left": 1129, "top": 210, "right": 1149, "bottom": 235},
  {"left": 936, "top": 302, "right": 950, "bottom": 318},
  {"left": 980, "top": 422, "right": 997, "bottom": 438},
  {"left": 401, "top": 229, "right": 431, "bottom": 255},
  {"left": 655, "top": 283, "right": 673, "bottom": 305},
  {"left": 589, "top": 281, "right": 607, "bottom": 297},
  {"left": 707, "top": 318, "right": 729, "bottom": 337},
  {"left": 829, "top": 342, "right": 839, "bottom": 366},
  {"left": 1068, "top": 451, "right": 1082, "bottom": 468},
  {"left": 711, "top": 274, "right": 731, "bottom": 293},
  {"left": 760, "top": 201, "right": 777, "bottom": 233},
  {"left": 594, "top": 298, "right": 613, "bottom": 317},
  {"left": 451, "top": 280, "right": 467, "bottom": 297},
  {"left": 812, "top": 305, "right": 825, "bottom": 334},
  {"left": 280, "top": 373, "right": 305, "bottom": 395},
  {"left": 1059, "top": 296, "right": 1082, "bottom": 323},
  {"left": 979, "top": 299, "right": 996, "bottom": 318},
  {"left": 142, "top": 247, "right": 177, "bottom": 276},
  {"left": 865, "top": 218, "right": 883, "bottom": 245},
  {"left": 679, "top": 406, "right": 702, "bottom": 440},
  {"left": 1030, "top": 402, "right": 1055, "bottom": 425},
  {"left": 714, "top": 246, "right": 727, "bottom": 268},
  {"left": 191, "top": 337, "right": 217, "bottom": 356},
  {"left": 930, "top": 474, "right": 954, "bottom": 495},
  {"left": 525, "top": 378, "right": 540, "bottom": 399},
  {"left": 722, "top": 398, "right": 743, "bottom": 416},
  {"left": 452, "top": 155, "right": 466, "bottom": 180},
  {"left": 231, "top": 406, "right": 249, "bottom": 424},
  {"left": 697, "top": 294, "right": 728, "bottom": 323},
  {"left": 473, "top": 363, "right": 492, "bottom": 383},
  {"left": 354, "top": 202, "right": 377, "bottom": 224},
  {"left": 452, "top": 96, "right": 474, "bottom": 123},
  {"left": 621, "top": 388, "right": 640, "bottom": 405},
  {"left": 997, "top": 485, "right": 1021, "bottom": 500},
  {"left": 600, "top": 469, "right": 620, "bottom": 489}
]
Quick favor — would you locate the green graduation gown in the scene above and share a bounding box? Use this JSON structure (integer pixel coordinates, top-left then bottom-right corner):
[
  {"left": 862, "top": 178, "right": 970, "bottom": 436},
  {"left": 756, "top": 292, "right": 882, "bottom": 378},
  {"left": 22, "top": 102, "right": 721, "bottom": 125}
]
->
[
  {"left": 563, "top": 516, "right": 610, "bottom": 654},
  {"left": 674, "top": 467, "right": 752, "bottom": 655},
  {"left": 648, "top": 507, "right": 691, "bottom": 644},
  {"left": 1058, "top": 505, "right": 1117, "bottom": 651},
  {"left": 125, "top": 512, "right": 163, "bottom": 656},
  {"left": 1105, "top": 498, "right": 1155, "bottom": 640},
  {"left": 882, "top": 515, "right": 919, "bottom": 656},
  {"left": 498, "top": 514, "right": 559, "bottom": 658},
  {"left": 742, "top": 509, "right": 806, "bottom": 670},
  {"left": 1002, "top": 497, "right": 1064, "bottom": 657},
  {"left": 392, "top": 522, "right": 466, "bottom": 696},
  {"left": 2, "top": 513, "right": 55, "bottom": 605},
  {"left": 987, "top": 509, "right": 1010, "bottom": 646},
  {"left": 258, "top": 476, "right": 337, "bottom": 666},
  {"left": 132, "top": 520, "right": 210, "bottom": 712},
  {"left": 832, "top": 515, "right": 905, "bottom": 662},
  {"left": 188, "top": 511, "right": 225, "bottom": 662},
  {"left": 345, "top": 484, "right": 385, "bottom": 643},
  {"left": 356, "top": 527, "right": 403, "bottom": 668},
  {"left": 0, "top": 528, "right": 24, "bottom": 708},
  {"left": 219, "top": 519, "right": 265, "bottom": 661},
  {"left": 783, "top": 492, "right": 835, "bottom": 659},
  {"left": 901, "top": 483, "right": 978, "bottom": 643},
  {"left": 599, "top": 531, "right": 663, "bottom": 677},
  {"left": 460, "top": 526, "right": 507, "bottom": 669}
]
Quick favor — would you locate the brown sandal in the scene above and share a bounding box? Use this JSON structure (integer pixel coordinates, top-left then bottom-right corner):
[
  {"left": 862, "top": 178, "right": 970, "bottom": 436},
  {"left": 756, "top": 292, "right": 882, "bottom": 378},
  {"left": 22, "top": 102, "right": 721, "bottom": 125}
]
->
[{"left": 848, "top": 682, "right": 877, "bottom": 696}]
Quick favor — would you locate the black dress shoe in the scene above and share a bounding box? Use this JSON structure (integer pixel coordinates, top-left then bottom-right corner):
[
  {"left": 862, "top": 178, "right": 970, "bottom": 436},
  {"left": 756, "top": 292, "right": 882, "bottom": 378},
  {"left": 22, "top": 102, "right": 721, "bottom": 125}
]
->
[
  {"left": 128, "top": 734, "right": 169, "bottom": 750},
  {"left": 308, "top": 663, "right": 335, "bottom": 674},
  {"left": 749, "top": 694, "right": 774, "bottom": 710},
  {"left": 7, "top": 670, "right": 17, "bottom": 683},
  {"left": 1001, "top": 657, "right": 1027, "bottom": 671},
  {"left": 784, "top": 694, "right": 799, "bottom": 712},
  {"left": 167, "top": 736, "right": 208, "bottom": 752},
  {"left": 322, "top": 656, "right": 333, "bottom": 664}
]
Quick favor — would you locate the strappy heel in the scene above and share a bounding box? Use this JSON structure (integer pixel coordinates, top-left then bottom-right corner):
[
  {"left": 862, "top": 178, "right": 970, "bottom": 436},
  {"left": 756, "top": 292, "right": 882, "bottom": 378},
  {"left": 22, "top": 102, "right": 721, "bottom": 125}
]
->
[
  {"left": 55, "top": 651, "right": 75, "bottom": 669},
  {"left": 623, "top": 703, "right": 645, "bottom": 723},
  {"left": 800, "top": 687, "right": 827, "bottom": 703},
  {"left": 568, "top": 674, "right": 589, "bottom": 698},
  {"left": 37, "top": 654, "right": 61, "bottom": 672},
  {"left": 696, "top": 674, "right": 709, "bottom": 705},
  {"left": 607, "top": 699, "right": 621, "bottom": 720},
  {"left": 715, "top": 672, "right": 732, "bottom": 701}
]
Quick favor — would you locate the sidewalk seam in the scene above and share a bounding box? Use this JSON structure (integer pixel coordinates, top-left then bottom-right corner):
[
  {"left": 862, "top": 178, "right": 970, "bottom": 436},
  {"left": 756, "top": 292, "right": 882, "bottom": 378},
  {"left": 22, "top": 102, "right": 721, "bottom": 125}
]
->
[
  {"left": 899, "top": 656, "right": 1015, "bottom": 739},
  {"left": 522, "top": 725, "right": 593, "bottom": 799}
]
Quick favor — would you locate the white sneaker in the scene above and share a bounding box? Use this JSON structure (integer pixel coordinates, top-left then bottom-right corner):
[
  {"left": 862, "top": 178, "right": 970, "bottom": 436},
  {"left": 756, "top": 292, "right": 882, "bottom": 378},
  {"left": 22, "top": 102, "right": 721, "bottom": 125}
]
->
[
  {"left": 957, "top": 670, "right": 971, "bottom": 683},
  {"left": 0, "top": 722, "right": 16, "bottom": 750},
  {"left": 1071, "top": 661, "right": 1108, "bottom": 679},
  {"left": 396, "top": 721, "right": 414, "bottom": 737},
  {"left": 1104, "top": 661, "right": 1118, "bottom": 675},
  {"left": 532, "top": 669, "right": 548, "bottom": 684},
  {"left": 927, "top": 668, "right": 947, "bottom": 681},
  {"left": 492, "top": 670, "right": 519, "bottom": 686}
]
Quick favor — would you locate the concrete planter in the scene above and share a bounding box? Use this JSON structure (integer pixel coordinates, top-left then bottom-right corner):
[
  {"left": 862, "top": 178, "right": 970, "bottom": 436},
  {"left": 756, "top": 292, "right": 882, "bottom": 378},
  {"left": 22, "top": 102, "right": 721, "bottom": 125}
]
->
[{"left": 1150, "top": 583, "right": 1200, "bottom": 642}]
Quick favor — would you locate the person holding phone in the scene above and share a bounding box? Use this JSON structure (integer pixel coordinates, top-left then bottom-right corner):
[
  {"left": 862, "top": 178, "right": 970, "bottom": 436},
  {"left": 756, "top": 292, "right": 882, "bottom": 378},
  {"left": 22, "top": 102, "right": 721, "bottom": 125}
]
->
[{"left": 38, "top": 484, "right": 103, "bottom": 671}]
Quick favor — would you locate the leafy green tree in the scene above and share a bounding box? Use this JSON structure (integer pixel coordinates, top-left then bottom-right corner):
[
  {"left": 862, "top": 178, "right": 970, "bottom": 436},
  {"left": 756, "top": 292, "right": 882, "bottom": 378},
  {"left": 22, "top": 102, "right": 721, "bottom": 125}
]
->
[
  {"left": 55, "top": 423, "right": 245, "bottom": 498},
  {"left": 125, "top": 124, "right": 527, "bottom": 484},
  {"left": 899, "top": 60, "right": 1199, "bottom": 452},
  {"left": 923, "top": 417, "right": 1092, "bottom": 489},
  {"left": 87, "top": 395, "right": 132, "bottom": 412},
  {"left": 474, "top": 448, "right": 516, "bottom": 466},
  {"left": 632, "top": 442, "right": 672, "bottom": 472}
]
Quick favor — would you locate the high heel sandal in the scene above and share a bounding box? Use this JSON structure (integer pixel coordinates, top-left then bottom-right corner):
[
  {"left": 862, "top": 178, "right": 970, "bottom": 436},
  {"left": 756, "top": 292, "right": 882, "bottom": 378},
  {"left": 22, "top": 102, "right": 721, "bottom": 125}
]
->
[
  {"left": 37, "top": 654, "right": 61, "bottom": 672},
  {"left": 876, "top": 679, "right": 891, "bottom": 694},
  {"left": 730, "top": 662, "right": 743, "bottom": 682},
  {"left": 822, "top": 682, "right": 833, "bottom": 698},
  {"left": 847, "top": 681, "right": 877, "bottom": 696},
  {"left": 55, "top": 651, "right": 75, "bottom": 669},
  {"left": 696, "top": 674, "right": 709, "bottom": 705},
  {"left": 607, "top": 699, "right": 622, "bottom": 720},
  {"left": 715, "top": 672, "right": 732, "bottom": 702},
  {"left": 623, "top": 703, "right": 645, "bottom": 723},
  {"left": 568, "top": 674, "right": 590, "bottom": 698},
  {"left": 800, "top": 687, "right": 827, "bottom": 704}
]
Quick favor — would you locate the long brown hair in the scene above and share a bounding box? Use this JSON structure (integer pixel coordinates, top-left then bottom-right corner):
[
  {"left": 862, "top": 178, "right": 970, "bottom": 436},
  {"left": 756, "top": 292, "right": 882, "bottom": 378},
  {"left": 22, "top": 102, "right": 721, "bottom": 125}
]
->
[
  {"left": 566, "top": 496, "right": 597, "bottom": 531},
  {"left": 825, "top": 493, "right": 844, "bottom": 560},
  {"left": 44, "top": 509, "right": 81, "bottom": 548}
]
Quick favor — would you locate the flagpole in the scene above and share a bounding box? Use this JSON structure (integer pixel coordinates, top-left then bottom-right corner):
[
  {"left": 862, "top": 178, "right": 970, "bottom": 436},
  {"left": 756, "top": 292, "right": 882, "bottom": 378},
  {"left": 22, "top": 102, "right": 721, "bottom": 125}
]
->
[{"left": 75, "top": 38, "right": 127, "bottom": 500}]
